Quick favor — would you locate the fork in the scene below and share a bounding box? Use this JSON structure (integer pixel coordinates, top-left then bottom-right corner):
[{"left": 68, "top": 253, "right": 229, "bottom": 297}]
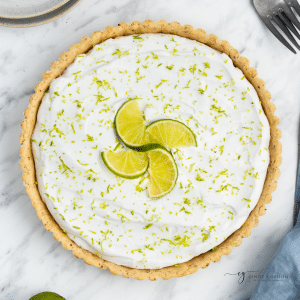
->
[{"left": 253, "top": 0, "right": 300, "bottom": 53}]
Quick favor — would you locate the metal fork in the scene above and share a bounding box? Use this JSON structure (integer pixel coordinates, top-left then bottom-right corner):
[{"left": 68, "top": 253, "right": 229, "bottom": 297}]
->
[{"left": 253, "top": 0, "right": 300, "bottom": 53}]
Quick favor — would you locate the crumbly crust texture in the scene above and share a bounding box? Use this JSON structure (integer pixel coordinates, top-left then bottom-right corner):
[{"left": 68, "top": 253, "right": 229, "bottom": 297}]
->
[{"left": 20, "top": 20, "right": 282, "bottom": 280}]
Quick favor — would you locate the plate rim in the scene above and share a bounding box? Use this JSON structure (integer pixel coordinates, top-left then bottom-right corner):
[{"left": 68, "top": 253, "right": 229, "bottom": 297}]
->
[
  {"left": 0, "top": 0, "right": 71, "bottom": 19},
  {"left": 0, "top": 0, "right": 82, "bottom": 28}
]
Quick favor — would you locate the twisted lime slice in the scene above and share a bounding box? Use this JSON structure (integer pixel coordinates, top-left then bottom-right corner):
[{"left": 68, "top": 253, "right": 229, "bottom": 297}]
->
[
  {"left": 114, "top": 100, "right": 164, "bottom": 151},
  {"left": 101, "top": 150, "right": 148, "bottom": 179},
  {"left": 114, "top": 99, "right": 146, "bottom": 148},
  {"left": 148, "top": 148, "right": 178, "bottom": 198},
  {"left": 114, "top": 100, "right": 197, "bottom": 151},
  {"left": 145, "top": 119, "right": 197, "bottom": 148}
]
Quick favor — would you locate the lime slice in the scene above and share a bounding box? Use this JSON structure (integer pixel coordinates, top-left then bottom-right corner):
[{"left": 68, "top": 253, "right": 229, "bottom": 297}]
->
[
  {"left": 29, "top": 292, "right": 65, "bottom": 300},
  {"left": 114, "top": 99, "right": 162, "bottom": 152},
  {"left": 145, "top": 119, "right": 197, "bottom": 148},
  {"left": 101, "top": 150, "right": 148, "bottom": 179},
  {"left": 148, "top": 148, "right": 178, "bottom": 198},
  {"left": 114, "top": 99, "right": 146, "bottom": 148}
]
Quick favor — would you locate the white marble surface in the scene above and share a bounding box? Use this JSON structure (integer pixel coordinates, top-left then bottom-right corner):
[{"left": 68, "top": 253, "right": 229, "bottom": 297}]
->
[{"left": 0, "top": 0, "right": 299, "bottom": 299}]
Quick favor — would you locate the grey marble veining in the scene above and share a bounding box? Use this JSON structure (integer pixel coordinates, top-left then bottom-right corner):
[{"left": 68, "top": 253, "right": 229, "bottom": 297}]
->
[{"left": 0, "top": 0, "right": 299, "bottom": 299}]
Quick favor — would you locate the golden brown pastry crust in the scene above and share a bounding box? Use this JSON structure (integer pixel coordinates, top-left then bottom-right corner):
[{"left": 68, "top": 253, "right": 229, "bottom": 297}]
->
[{"left": 20, "top": 20, "right": 282, "bottom": 280}]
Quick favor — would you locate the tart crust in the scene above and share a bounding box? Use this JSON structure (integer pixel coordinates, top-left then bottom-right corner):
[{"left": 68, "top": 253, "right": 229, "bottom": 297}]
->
[{"left": 20, "top": 20, "right": 282, "bottom": 280}]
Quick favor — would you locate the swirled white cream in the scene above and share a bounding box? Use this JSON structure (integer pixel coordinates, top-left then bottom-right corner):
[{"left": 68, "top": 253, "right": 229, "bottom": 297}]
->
[{"left": 32, "top": 34, "right": 270, "bottom": 269}]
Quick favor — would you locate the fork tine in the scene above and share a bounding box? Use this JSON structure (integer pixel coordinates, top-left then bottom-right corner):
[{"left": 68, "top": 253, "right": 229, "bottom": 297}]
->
[
  {"left": 280, "top": 11, "right": 300, "bottom": 39},
  {"left": 282, "top": 2, "right": 300, "bottom": 31},
  {"left": 263, "top": 16, "right": 296, "bottom": 53},
  {"left": 285, "top": 0, "right": 300, "bottom": 17},
  {"left": 273, "top": 14, "right": 300, "bottom": 50}
]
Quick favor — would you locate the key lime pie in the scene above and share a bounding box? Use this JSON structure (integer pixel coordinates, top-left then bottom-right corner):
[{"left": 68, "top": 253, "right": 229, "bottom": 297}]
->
[{"left": 20, "top": 21, "right": 281, "bottom": 280}]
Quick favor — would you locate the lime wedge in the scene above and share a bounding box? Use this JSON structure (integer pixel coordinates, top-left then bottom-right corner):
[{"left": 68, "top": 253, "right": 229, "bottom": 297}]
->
[
  {"left": 114, "top": 99, "right": 161, "bottom": 151},
  {"left": 145, "top": 119, "right": 197, "bottom": 148},
  {"left": 114, "top": 100, "right": 196, "bottom": 152},
  {"left": 114, "top": 99, "right": 146, "bottom": 148},
  {"left": 29, "top": 292, "right": 65, "bottom": 300},
  {"left": 101, "top": 150, "right": 148, "bottom": 179},
  {"left": 148, "top": 148, "right": 178, "bottom": 198}
]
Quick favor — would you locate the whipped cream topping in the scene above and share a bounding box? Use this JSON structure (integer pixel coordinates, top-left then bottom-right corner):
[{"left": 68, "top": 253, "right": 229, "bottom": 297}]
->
[{"left": 32, "top": 34, "right": 270, "bottom": 269}]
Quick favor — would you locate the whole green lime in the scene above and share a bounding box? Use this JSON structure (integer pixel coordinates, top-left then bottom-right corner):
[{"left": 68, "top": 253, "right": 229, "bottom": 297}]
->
[{"left": 29, "top": 292, "right": 65, "bottom": 300}]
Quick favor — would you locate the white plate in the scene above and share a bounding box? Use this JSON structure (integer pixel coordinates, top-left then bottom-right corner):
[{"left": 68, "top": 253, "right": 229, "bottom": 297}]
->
[
  {"left": 0, "top": 0, "right": 81, "bottom": 27},
  {"left": 0, "top": 0, "right": 70, "bottom": 19}
]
